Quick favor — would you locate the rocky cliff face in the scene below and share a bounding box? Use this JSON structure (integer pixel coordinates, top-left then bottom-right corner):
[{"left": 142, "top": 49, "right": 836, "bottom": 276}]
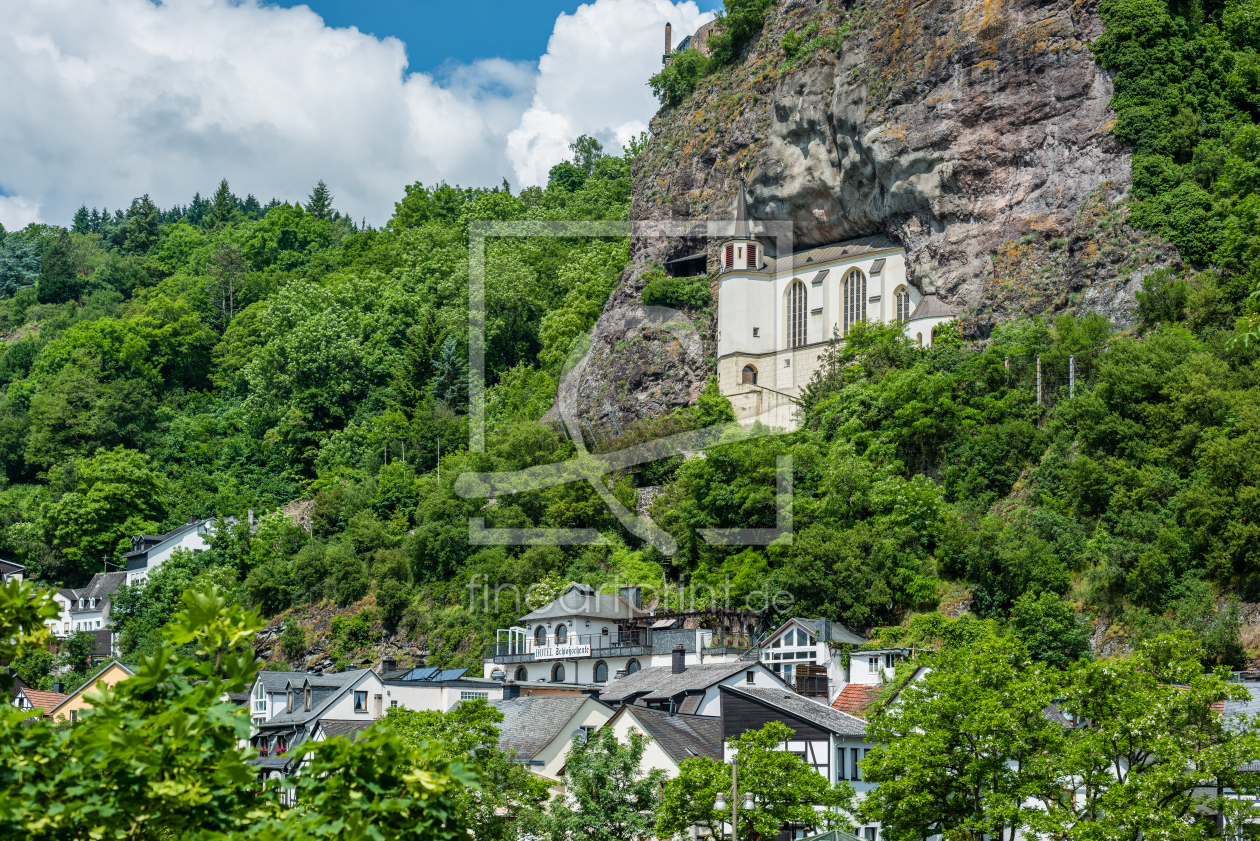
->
[{"left": 566, "top": 0, "right": 1180, "bottom": 430}]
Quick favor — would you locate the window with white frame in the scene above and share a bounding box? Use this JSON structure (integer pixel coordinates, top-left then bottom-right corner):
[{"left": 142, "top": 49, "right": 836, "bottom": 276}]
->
[
  {"left": 354, "top": 691, "right": 367, "bottom": 712},
  {"left": 253, "top": 681, "right": 267, "bottom": 713},
  {"left": 868, "top": 656, "right": 879, "bottom": 673},
  {"left": 460, "top": 691, "right": 491, "bottom": 701},
  {"left": 767, "top": 625, "right": 816, "bottom": 685}
]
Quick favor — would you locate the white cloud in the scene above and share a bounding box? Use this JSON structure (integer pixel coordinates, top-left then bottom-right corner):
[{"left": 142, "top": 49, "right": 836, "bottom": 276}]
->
[
  {"left": 0, "top": 196, "right": 43, "bottom": 231},
  {"left": 0, "top": 0, "right": 713, "bottom": 228},
  {"left": 508, "top": 0, "right": 713, "bottom": 186}
]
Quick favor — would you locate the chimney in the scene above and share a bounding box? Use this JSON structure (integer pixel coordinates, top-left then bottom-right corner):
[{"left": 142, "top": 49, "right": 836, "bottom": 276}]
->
[
  {"left": 671, "top": 644, "right": 685, "bottom": 674},
  {"left": 620, "top": 586, "right": 642, "bottom": 609},
  {"left": 53, "top": 682, "right": 64, "bottom": 694},
  {"left": 381, "top": 656, "right": 397, "bottom": 675},
  {"left": 188, "top": 515, "right": 197, "bottom": 525},
  {"left": 665, "top": 22, "right": 672, "bottom": 53}
]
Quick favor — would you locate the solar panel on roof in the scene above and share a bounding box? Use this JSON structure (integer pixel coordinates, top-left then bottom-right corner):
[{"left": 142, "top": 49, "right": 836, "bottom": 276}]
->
[{"left": 436, "top": 668, "right": 468, "bottom": 681}]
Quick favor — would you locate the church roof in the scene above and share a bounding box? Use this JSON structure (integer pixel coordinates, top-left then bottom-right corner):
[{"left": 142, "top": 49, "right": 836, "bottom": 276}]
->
[
  {"left": 758, "top": 235, "right": 899, "bottom": 274},
  {"left": 732, "top": 182, "right": 750, "bottom": 239},
  {"left": 908, "top": 295, "right": 955, "bottom": 320}
]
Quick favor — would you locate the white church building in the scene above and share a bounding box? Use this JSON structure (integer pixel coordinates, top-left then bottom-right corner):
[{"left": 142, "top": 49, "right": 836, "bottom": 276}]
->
[{"left": 711, "top": 184, "right": 955, "bottom": 429}]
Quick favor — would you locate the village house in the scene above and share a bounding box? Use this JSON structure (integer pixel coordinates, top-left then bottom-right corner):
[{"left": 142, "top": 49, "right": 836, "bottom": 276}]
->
[
  {"left": 719, "top": 684, "right": 879, "bottom": 840},
  {"left": 482, "top": 583, "right": 754, "bottom": 687},
  {"left": 604, "top": 704, "right": 721, "bottom": 777},
  {"left": 123, "top": 516, "right": 216, "bottom": 586},
  {"left": 12, "top": 686, "right": 68, "bottom": 719},
  {"left": 598, "top": 654, "right": 789, "bottom": 715},
  {"left": 757, "top": 617, "right": 867, "bottom": 701},
  {"left": 46, "top": 660, "right": 135, "bottom": 723},
  {"left": 0, "top": 558, "right": 23, "bottom": 584},
  {"left": 491, "top": 693, "right": 615, "bottom": 794}
]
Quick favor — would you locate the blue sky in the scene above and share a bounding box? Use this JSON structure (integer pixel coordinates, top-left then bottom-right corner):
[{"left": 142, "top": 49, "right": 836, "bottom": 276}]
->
[
  {"left": 275, "top": 1, "right": 724, "bottom": 73},
  {"left": 0, "top": 0, "right": 718, "bottom": 229}
]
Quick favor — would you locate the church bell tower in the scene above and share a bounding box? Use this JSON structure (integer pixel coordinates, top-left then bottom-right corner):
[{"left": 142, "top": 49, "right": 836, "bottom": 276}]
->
[{"left": 720, "top": 182, "right": 763, "bottom": 272}]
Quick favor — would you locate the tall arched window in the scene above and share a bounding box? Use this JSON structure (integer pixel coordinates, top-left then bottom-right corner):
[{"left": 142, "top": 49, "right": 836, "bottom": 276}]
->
[
  {"left": 555, "top": 624, "right": 567, "bottom": 644},
  {"left": 843, "top": 268, "right": 867, "bottom": 335},
  {"left": 788, "top": 280, "right": 807, "bottom": 348},
  {"left": 741, "top": 365, "right": 757, "bottom": 384},
  {"left": 515, "top": 667, "right": 528, "bottom": 681},
  {"left": 594, "top": 661, "right": 608, "bottom": 682},
  {"left": 552, "top": 663, "right": 566, "bottom": 682},
  {"left": 627, "top": 659, "right": 641, "bottom": 674},
  {"left": 894, "top": 285, "right": 911, "bottom": 322},
  {"left": 534, "top": 626, "right": 546, "bottom": 645}
]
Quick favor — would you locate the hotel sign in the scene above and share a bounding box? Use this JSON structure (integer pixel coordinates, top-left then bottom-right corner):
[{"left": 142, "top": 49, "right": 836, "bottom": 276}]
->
[{"left": 535, "top": 644, "right": 591, "bottom": 660}]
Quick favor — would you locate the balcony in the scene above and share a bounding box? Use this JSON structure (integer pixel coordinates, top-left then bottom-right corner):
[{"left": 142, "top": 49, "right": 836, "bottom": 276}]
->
[{"left": 483, "top": 631, "right": 653, "bottom": 664}]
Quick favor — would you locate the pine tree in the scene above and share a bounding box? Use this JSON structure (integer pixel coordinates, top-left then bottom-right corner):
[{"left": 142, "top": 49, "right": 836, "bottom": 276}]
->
[
  {"left": 204, "top": 179, "right": 239, "bottom": 229},
  {"left": 36, "top": 231, "right": 81, "bottom": 304},
  {"left": 186, "top": 192, "right": 209, "bottom": 226},
  {"left": 241, "top": 193, "right": 262, "bottom": 219},
  {"left": 71, "top": 206, "right": 90, "bottom": 234},
  {"left": 306, "top": 180, "right": 333, "bottom": 221},
  {"left": 123, "top": 194, "right": 160, "bottom": 254}
]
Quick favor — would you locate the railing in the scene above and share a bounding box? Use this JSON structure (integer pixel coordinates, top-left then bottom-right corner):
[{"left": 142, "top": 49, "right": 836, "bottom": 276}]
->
[{"left": 483, "top": 630, "right": 652, "bottom": 661}]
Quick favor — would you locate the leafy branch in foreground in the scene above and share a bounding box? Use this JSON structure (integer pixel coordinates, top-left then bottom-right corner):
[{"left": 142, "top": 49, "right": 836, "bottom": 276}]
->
[{"left": 0, "top": 578, "right": 478, "bottom": 840}]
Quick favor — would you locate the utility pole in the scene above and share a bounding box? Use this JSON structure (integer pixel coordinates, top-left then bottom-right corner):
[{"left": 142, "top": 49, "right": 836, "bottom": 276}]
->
[{"left": 731, "top": 758, "right": 738, "bottom": 841}]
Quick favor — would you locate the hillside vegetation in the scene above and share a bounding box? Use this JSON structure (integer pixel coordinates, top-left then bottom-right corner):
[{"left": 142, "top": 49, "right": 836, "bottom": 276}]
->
[{"left": 2, "top": 0, "right": 1260, "bottom": 682}]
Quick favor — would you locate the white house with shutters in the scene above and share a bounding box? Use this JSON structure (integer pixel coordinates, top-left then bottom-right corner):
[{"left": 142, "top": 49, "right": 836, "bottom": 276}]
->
[{"left": 710, "top": 184, "right": 955, "bottom": 429}]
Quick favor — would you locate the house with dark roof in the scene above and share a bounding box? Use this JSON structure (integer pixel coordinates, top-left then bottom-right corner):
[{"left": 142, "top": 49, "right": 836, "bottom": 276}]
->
[
  {"left": 123, "top": 517, "right": 216, "bottom": 586},
  {"left": 247, "top": 668, "right": 387, "bottom": 793},
  {"left": 757, "top": 617, "right": 867, "bottom": 702},
  {"left": 599, "top": 654, "right": 789, "bottom": 716},
  {"left": 247, "top": 670, "right": 316, "bottom": 728},
  {"left": 719, "top": 684, "right": 879, "bottom": 839},
  {"left": 0, "top": 558, "right": 23, "bottom": 584},
  {"left": 605, "top": 705, "right": 721, "bottom": 777},
  {"left": 46, "top": 571, "right": 127, "bottom": 644},
  {"left": 491, "top": 693, "right": 615, "bottom": 789},
  {"left": 482, "top": 583, "right": 750, "bottom": 689}
]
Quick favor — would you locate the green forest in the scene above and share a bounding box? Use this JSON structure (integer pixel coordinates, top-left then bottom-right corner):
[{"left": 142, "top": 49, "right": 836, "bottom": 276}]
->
[{"left": 3, "top": 0, "right": 1260, "bottom": 693}]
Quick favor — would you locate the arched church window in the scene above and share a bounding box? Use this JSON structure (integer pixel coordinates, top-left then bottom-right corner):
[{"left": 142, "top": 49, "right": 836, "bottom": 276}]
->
[
  {"left": 894, "top": 285, "right": 911, "bottom": 322},
  {"left": 741, "top": 365, "right": 757, "bottom": 384},
  {"left": 788, "top": 281, "right": 807, "bottom": 348},
  {"left": 916, "top": 332, "right": 923, "bottom": 346},
  {"left": 843, "top": 268, "right": 867, "bottom": 335}
]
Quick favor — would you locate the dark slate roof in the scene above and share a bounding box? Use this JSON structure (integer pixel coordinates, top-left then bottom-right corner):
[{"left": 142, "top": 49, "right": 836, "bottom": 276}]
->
[
  {"left": 318, "top": 719, "right": 377, "bottom": 741},
  {"left": 621, "top": 707, "right": 721, "bottom": 763},
  {"left": 518, "top": 585, "right": 646, "bottom": 623},
  {"left": 0, "top": 559, "right": 24, "bottom": 575},
  {"left": 599, "top": 661, "right": 752, "bottom": 703},
  {"left": 256, "top": 670, "right": 317, "bottom": 692},
  {"left": 256, "top": 670, "right": 369, "bottom": 731},
  {"left": 908, "top": 295, "right": 955, "bottom": 320},
  {"left": 66, "top": 572, "right": 127, "bottom": 611},
  {"left": 123, "top": 519, "right": 214, "bottom": 560},
  {"left": 723, "top": 685, "right": 867, "bottom": 736},
  {"left": 491, "top": 695, "right": 595, "bottom": 760},
  {"left": 250, "top": 756, "right": 297, "bottom": 771}
]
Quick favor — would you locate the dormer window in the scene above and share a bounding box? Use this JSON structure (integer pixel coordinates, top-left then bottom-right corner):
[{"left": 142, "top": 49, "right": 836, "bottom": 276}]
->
[
  {"left": 304, "top": 687, "right": 311, "bottom": 711},
  {"left": 287, "top": 690, "right": 295, "bottom": 713}
]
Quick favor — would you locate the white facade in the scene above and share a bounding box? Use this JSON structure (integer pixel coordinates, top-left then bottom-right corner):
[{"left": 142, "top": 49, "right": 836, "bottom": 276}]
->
[
  {"left": 124, "top": 519, "right": 215, "bottom": 586},
  {"left": 383, "top": 678, "right": 505, "bottom": 712},
  {"left": 712, "top": 199, "right": 956, "bottom": 431}
]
